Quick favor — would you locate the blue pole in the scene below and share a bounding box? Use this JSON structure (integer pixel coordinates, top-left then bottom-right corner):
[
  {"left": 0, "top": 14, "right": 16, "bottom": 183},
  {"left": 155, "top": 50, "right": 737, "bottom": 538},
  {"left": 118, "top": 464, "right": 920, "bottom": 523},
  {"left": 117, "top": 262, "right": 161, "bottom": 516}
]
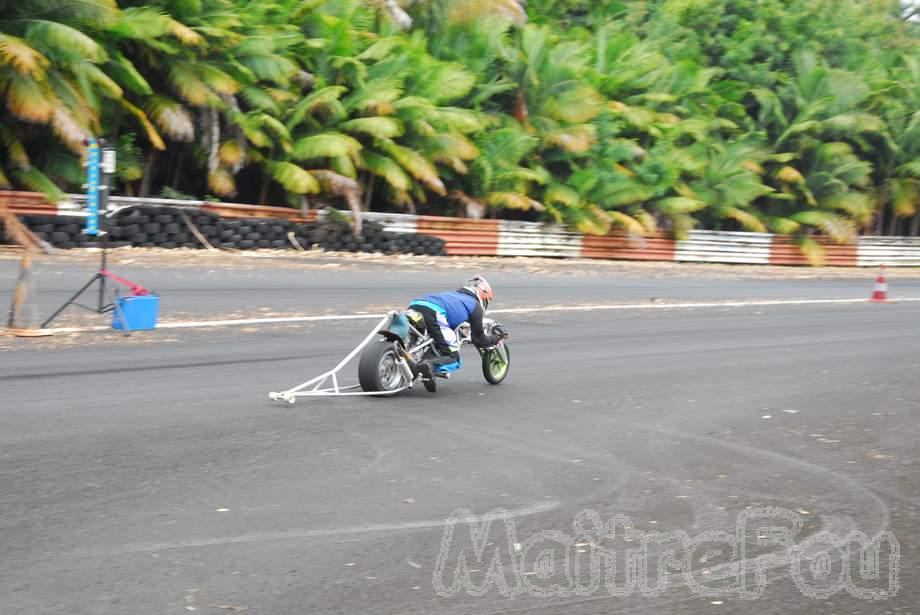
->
[{"left": 85, "top": 139, "right": 100, "bottom": 236}]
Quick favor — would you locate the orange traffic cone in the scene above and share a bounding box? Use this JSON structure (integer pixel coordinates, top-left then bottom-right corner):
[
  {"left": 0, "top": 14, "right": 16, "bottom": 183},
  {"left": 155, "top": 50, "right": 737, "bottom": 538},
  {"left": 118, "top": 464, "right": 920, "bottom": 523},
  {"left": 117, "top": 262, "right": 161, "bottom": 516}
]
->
[{"left": 870, "top": 264, "right": 888, "bottom": 302}]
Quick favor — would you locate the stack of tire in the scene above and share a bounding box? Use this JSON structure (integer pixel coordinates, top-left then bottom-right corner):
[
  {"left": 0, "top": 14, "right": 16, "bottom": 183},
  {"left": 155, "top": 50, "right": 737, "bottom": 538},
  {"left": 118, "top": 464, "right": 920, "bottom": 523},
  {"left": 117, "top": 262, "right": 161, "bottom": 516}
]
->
[
  {"left": 1, "top": 207, "right": 301, "bottom": 250},
  {"left": 3, "top": 208, "right": 447, "bottom": 255},
  {"left": 107, "top": 206, "right": 220, "bottom": 248},
  {"left": 6, "top": 214, "right": 107, "bottom": 249},
  {"left": 301, "top": 219, "right": 447, "bottom": 256},
  {"left": 212, "top": 217, "right": 302, "bottom": 250}
]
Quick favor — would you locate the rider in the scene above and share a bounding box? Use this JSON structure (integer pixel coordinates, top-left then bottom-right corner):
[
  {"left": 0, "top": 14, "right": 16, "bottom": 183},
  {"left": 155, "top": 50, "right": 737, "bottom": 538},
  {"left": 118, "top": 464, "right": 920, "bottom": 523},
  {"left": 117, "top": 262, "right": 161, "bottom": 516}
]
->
[{"left": 408, "top": 275, "right": 507, "bottom": 387}]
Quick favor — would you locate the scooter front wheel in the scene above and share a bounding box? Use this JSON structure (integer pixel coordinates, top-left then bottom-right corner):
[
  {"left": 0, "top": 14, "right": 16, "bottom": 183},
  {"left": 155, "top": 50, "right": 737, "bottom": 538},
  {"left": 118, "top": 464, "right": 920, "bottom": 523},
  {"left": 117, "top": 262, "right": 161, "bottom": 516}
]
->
[{"left": 481, "top": 343, "right": 510, "bottom": 385}]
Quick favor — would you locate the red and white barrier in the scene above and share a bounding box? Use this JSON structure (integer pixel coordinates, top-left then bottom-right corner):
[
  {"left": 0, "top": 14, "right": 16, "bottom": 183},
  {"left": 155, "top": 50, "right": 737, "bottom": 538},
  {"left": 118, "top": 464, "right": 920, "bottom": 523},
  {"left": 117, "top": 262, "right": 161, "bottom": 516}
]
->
[{"left": 5, "top": 190, "right": 920, "bottom": 267}]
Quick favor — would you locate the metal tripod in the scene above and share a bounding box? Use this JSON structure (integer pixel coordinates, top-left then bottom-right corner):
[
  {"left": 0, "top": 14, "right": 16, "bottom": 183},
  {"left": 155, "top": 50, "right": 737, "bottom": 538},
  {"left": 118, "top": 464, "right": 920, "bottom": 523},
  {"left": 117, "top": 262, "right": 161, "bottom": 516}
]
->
[{"left": 40, "top": 230, "right": 131, "bottom": 334}]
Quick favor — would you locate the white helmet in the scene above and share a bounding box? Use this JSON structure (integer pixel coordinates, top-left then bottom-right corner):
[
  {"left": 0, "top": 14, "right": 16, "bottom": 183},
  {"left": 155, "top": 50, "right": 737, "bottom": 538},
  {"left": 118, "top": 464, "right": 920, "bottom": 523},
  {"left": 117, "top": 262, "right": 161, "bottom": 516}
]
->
[{"left": 463, "top": 275, "right": 494, "bottom": 310}]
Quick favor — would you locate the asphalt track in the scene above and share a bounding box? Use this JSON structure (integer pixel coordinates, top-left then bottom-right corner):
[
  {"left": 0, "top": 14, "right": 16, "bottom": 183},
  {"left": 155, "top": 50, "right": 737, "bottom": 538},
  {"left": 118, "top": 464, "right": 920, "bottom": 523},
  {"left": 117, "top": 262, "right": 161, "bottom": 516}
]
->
[{"left": 1, "top": 256, "right": 918, "bottom": 614}]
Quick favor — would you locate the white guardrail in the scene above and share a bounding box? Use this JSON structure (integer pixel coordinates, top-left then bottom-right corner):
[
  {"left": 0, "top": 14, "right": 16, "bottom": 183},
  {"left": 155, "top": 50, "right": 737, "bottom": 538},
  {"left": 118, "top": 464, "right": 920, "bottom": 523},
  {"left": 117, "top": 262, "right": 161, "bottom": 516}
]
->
[
  {"left": 675, "top": 230, "right": 774, "bottom": 265},
  {"left": 497, "top": 220, "right": 583, "bottom": 258},
  {"left": 857, "top": 236, "right": 920, "bottom": 267}
]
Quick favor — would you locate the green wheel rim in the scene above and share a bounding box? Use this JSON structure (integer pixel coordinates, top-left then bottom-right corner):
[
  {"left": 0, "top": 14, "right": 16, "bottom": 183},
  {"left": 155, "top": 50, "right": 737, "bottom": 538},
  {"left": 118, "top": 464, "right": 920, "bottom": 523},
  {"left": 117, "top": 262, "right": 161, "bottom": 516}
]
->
[{"left": 487, "top": 348, "right": 508, "bottom": 379}]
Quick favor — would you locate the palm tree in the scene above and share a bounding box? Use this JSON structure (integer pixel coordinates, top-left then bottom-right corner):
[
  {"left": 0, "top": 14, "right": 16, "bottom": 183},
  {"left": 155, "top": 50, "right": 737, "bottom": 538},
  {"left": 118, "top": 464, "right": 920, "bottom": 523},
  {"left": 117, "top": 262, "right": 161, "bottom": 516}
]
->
[
  {"left": 111, "top": 0, "right": 307, "bottom": 198},
  {"left": 870, "top": 53, "right": 920, "bottom": 235},
  {"left": 749, "top": 51, "right": 884, "bottom": 242},
  {"left": 0, "top": 0, "right": 164, "bottom": 198},
  {"left": 452, "top": 125, "right": 546, "bottom": 218}
]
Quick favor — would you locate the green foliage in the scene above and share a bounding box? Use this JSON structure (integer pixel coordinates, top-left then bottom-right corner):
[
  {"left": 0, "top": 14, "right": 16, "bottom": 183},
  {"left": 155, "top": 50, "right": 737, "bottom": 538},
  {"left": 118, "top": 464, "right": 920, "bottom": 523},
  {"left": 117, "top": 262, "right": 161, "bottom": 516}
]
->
[{"left": 1, "top": 0, "right": 918, "bottom": 242}]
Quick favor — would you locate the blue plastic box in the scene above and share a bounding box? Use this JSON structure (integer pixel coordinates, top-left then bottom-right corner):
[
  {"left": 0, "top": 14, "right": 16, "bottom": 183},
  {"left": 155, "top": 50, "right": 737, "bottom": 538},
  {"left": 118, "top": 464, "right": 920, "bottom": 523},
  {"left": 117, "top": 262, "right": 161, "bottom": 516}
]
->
[{"left": 112, "top": 294, "right": 160, "bottom": 331}]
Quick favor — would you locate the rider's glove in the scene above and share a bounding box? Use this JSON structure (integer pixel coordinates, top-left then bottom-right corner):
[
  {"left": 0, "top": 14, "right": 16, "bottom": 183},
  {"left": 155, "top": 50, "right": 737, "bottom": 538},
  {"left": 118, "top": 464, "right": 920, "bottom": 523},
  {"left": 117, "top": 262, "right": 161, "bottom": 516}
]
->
[{"left": 491, "top": 324, "right": 509, "bottom": 340}]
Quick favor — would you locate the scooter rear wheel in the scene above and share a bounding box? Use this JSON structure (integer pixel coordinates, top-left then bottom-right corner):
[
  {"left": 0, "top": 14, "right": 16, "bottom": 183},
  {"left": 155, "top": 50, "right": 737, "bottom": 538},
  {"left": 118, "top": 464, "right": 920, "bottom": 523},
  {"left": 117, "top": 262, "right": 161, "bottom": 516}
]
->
[{"left": 358, "top": 341, "right": 407, "bottom": 393}]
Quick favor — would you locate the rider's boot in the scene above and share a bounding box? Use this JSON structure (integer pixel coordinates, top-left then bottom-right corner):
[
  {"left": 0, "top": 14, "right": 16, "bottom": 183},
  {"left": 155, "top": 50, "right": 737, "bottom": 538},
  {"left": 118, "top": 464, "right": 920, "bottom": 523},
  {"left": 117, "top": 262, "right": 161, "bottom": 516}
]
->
[
  {"left": 406, "top": 357, "right": 420, "bottom": 378},
  {"left": 419, "top": 361, "right": 437, "bottom": 393}
]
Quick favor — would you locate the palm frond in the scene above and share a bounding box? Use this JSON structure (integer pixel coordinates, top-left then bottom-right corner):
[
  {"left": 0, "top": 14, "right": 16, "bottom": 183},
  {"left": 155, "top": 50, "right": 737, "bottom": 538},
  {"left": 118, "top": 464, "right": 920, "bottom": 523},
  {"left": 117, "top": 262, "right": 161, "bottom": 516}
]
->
[
  {"left": 544, "top": 124, "right": 597, "bottom": 153},
  {"left": 292, "top": 133, "right": 363, "bottom": 161},
  {"left": 267, "top": 161, "right": 320, "bottom": 194},
  {"left": 207, "top": 167, "right": 237, "bottom": 197},
  {"left": 654, "top": 197, "right": 707, "bottom": 215},
  {"left": 106, "top": 52, "right": 152, "bottom": 96},
  {"left": 169, "top": 63, "right": 212, "bottom": 106},
  {"left": 362, "top": 151, "right": 411, "bottom": 191},
  {"left": 380, "top": 140, "right": 446, "bottom": 195},
  {"left": 608, "top": 210, "right": 646, "bottom": 235},
  {"left": 0, "top": 124, "right": 30, "bottom": 169},
  {"left": 26, "top": 0, "right": 118, "bottom": 24},
  {"left": 897, "top": 161, "right": 920, "bottom": 178},
  {"left": 344, "top": 77, "right": 404, "bottom": 114},
  {"left": 633, "top": 209, "right": 659, "bottom": 234},
  {"left": 717, "top": 207, "right": 767, "bottom": 233},
  {"left": 776, "top": 165, "right": 806, "bottom": 185},
  {"left": 545, "top": 184, "right": 581, "bottom": 207},
  {"left": 412, "top": 62, "right": 477, "bottom": 105},
  {"left": 168, "top": 19, "right": 205, "bottom": 46},
  {"left": 358, "top": 38, "right": 402, "bottom": 62},
  {"left": 486, "top": 191, "right": 544, "bottom": 211},
  {"left": 106, "top": 7, "right": 170, "bottom": 40},
  {"left": 146, "top": 96, "right": 194, "bottom": 141},
  {"left": 287, "top": 86, "right": 347, "bottom": 129},
  {"left": 5, "top": 75, "right": 56, "bottom": 123},
  {"left": 257, "top": 114, "right": 293, "bottom": 145},
  {"left": 824, "top": 191, "right": 876, "bottom": 223},
  {"left": 219, "top": 141, "right": 246, "bottom": 168},
  {"left": 48, "top": 108, "right": 87, "bottom": 151},
  {"left": 240, "top": 86, "right": 280, "bottom": 114},
  {"left": 888, "top": 179, "right": 919, "bottom": 218},
  {"left": 602, "top": 182, "right": 656, "bottom": 207},
  {"left": 238, "top": 53, "right": 297, "bottom": 83},
  {"left": 26, "top": 20, "right": 106, "bottom": 62},
  {"left": 788, "top": 210, "right": 856, "bottom": 243},
  {"left": 198, "top": 65, "right": 240, "bottom": 96},
  {"left": 0, "top": 34, "right": 48, "bottom": 77},
  {"left": 769, "top": 217, "right": 802, "bottom": 235},
  {"left": 81, "top": 63, "right": 123, "bottom": 99},
  {"left": 341, "top": 117, "right": 405, "bottom": 139}
]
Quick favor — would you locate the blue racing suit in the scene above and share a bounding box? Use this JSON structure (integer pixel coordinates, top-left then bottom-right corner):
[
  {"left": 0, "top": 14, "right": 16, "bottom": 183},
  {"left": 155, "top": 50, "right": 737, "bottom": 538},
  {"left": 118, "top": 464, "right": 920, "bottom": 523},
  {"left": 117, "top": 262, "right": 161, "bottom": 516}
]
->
[{"left": 409, "top": 289, "right": 497, "bottom": 372}]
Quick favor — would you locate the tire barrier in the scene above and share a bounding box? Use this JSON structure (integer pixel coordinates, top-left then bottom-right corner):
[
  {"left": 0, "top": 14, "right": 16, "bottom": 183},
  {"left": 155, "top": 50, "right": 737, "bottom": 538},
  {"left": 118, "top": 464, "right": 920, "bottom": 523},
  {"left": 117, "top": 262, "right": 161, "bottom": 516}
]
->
[
  {"left": 1, "top": 205, "right": 446, "bottom": 256},
  {"left": 4, "top": 191, "right": 920, "bottom": 265},
  {"left": 302, "top": 219, "right": 447, "bottom": 256}
]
